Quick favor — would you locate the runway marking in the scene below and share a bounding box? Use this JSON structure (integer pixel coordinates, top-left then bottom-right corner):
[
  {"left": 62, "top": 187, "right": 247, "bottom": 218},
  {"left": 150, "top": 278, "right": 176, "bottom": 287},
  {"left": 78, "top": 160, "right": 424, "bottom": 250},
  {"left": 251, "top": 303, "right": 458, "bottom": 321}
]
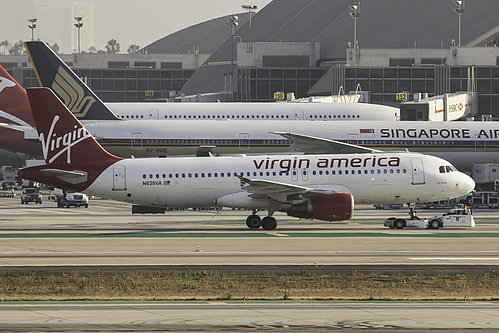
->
[
  {"left": 410, "top": 257, "right": 499, "bottom": 261},
  {"left": 1, "top": 232, "right": 499, "bottom": 238},
  {"left": 265, "top": 232, "right": 289, "bottom": 237}
]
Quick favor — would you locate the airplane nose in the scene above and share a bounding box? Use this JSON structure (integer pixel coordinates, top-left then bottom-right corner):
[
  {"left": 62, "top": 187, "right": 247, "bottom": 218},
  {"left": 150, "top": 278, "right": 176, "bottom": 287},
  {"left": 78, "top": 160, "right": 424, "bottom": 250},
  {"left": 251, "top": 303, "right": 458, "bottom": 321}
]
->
[{"left": 458, "top": 173, "right": 475, "bottom": 195}]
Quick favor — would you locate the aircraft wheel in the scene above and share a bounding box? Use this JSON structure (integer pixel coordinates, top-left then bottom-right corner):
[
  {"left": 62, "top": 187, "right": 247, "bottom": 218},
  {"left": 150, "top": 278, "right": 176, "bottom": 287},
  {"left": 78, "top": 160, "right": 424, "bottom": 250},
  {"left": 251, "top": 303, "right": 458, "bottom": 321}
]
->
[
  {"left": 261, "top": 216, "right": 277, "bottom": 230},
  {"left": 246, "top": 215, "right": 261, "bottom": 229}
]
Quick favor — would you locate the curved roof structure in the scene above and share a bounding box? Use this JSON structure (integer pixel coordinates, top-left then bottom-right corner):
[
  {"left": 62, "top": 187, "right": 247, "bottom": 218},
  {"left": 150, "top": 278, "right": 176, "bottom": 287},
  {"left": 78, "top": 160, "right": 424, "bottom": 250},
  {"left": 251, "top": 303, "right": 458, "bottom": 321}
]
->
[
  {"left": 146, "top": 0, "right": 499, "bottom": 95},
  {"left": 143, "top": 14, "right": 248, "bottom": 55}
]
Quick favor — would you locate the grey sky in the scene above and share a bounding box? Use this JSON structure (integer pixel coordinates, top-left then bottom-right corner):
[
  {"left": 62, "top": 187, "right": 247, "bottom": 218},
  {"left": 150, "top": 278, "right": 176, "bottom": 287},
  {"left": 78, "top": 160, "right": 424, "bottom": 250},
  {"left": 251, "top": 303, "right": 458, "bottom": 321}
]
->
[{"left": 0, "top": 0, "right": 272, "bottom": 54}]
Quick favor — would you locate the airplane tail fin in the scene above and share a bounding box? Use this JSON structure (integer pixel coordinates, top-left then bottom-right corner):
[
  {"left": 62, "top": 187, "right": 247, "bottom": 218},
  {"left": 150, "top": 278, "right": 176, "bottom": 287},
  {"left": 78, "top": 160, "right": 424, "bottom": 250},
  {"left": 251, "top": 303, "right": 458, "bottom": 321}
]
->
[
  {"left": 24, "top": 41, "right": 120, "bottom": 121},
  {"left": 25, "top": 87, "right": 121, "bottom": 165},
  {"left": 0, "top": 65, "right": 35, "bottom": 127}
]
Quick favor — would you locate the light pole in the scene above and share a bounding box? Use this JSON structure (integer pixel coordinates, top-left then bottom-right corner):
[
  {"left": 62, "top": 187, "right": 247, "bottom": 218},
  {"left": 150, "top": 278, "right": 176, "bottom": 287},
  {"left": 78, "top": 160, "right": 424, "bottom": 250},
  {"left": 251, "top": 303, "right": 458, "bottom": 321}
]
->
[
  {"left": 242, "top": 5, "right": 257, "bottom": 41},
  {"left": 227, "top": 15, "right": 238, "bottom": 91},
  {"left": 28, "top": 17, "right": 37, "bottom": 41},
  {"left": 349, "top": 3, "right": 360, "bottom": 66},
  {"left": 454, "top": 0, "right": 464, "bottom": 47},
  {"left": 74, "top": 16, "right": 83, "bottom": 53}
]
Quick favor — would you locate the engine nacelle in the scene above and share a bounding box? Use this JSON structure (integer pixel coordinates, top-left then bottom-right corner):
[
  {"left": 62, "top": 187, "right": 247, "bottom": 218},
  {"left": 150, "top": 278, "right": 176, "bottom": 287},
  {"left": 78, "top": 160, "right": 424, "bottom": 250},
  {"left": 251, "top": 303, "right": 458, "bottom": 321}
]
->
[{"left": 287, "top": 193, "right": 354, "bottom": 222}]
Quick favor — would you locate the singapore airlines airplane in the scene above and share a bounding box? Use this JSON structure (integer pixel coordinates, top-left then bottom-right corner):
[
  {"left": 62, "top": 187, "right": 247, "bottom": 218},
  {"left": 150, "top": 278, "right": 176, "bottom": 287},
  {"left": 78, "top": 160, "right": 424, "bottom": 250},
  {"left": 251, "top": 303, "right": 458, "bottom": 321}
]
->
[
  {"left": 24, "top": 41, "right": 400, "bottom": 122},
  {"left": 1, "top": 64, "right": 498, "bottom": 173},
  {"left": 20, "top": 88, "right": 474, "bottom": 230},
  {"left": 0, "top": 65, "right": 497, "bottom": 173}
]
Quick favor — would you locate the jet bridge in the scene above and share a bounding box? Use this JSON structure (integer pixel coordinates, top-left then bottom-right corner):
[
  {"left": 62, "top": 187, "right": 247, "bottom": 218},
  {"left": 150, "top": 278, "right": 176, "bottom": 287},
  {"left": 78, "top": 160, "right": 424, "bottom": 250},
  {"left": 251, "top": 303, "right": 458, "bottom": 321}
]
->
[{"left": 400, "top": 92, "right": 476, "bottom": 121}]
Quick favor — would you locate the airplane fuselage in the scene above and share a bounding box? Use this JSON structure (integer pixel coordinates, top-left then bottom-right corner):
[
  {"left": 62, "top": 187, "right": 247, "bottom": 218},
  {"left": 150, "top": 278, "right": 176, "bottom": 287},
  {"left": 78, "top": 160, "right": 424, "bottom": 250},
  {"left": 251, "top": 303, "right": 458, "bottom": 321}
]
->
[{"left": 23, "top": 152, "right": 473, "bottom": 209}]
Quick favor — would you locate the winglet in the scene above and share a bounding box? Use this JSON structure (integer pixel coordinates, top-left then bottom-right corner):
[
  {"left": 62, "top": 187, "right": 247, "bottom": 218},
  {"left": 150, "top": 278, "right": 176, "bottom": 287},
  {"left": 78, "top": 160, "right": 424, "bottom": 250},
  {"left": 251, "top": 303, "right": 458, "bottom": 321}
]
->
[{"left": 24, "top": 41, "right": 120, "bottom": 121}]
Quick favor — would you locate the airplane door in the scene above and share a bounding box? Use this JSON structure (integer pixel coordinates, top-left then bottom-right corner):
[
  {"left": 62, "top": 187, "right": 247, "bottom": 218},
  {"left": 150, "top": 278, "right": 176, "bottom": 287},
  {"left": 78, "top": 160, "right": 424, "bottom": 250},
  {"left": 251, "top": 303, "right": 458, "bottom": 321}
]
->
[
  {"left": 291, "top": 168, "right": 298, "bottom": 182},
  {"left": 131, "top": 133, "right": 142, "bottom": 151},
  {"left": 113, "top": 164, "right": 127, "bottom": 191},
  {"left": 294, "top": 109, "right": 304, "bottom": 120},
  {"left": 410, "top": 158, "right": 425, "bottom": 185},
  {"left": 149, "top": 109, "right": 159, "bottom": 120},
  {"left": 239, "top": 133, "right": 250, "bottom": 151},
  {"left": 475, "top": 133, "right": 486, "bottom": 151}
]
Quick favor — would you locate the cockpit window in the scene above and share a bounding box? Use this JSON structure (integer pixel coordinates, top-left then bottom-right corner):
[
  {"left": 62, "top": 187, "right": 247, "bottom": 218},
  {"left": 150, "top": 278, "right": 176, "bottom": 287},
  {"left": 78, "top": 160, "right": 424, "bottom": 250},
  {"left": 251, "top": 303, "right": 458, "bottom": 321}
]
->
[{"left": 440, "top": 165, "right": 457, "bottom": 173}]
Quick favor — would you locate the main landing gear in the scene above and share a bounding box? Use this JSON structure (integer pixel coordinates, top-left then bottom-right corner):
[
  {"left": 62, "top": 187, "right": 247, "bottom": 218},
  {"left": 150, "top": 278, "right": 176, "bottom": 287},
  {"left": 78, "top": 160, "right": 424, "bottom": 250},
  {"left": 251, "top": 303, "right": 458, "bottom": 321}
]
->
[{"left": 245, "top": 210, "right": 277, "bottom": 230}]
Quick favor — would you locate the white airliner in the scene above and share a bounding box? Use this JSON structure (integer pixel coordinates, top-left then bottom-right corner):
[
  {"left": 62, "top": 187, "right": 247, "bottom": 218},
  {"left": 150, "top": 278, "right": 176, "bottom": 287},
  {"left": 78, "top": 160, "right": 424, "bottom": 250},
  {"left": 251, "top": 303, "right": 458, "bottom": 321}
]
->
[
  {"left": 27, "top": 117, "right": 497, "bottom": 172},
  {"left": 1, "top": 63, "right": 497, "bottom": 173},
  {"left": 24, "top": 41, "right": 400, "bottom": 122},
  {"left": 20, "top": 88, "right": 474, "bottom": 230}
]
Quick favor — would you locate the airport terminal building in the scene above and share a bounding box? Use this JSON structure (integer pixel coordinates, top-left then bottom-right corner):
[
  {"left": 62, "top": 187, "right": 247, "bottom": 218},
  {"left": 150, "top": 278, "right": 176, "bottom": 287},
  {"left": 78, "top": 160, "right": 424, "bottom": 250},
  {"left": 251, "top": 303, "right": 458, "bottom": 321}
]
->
[{"left": 3, "top": 0, "right": 499, "bottom": 117}]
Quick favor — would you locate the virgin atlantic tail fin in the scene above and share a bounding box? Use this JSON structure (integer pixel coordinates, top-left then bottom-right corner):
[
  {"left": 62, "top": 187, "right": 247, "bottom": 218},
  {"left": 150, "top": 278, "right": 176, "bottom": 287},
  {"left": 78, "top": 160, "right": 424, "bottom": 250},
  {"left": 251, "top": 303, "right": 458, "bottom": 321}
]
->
[
  {"left": 25, "top": 41, "right": 120, "bottom": 121},
  {"left": 0, "top": 65, "right": 35, "bottom": 127},
  {"left": 25, "top": 87, "right": 121, "bottom": 165}
]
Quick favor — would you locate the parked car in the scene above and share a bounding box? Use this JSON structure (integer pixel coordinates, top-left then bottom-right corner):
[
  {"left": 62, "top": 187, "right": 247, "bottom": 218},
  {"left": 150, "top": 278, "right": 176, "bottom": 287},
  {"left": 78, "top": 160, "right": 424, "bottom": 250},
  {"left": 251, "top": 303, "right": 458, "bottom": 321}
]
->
[{"left": 21, "top": 187, "right": 42, "bottom": 204}]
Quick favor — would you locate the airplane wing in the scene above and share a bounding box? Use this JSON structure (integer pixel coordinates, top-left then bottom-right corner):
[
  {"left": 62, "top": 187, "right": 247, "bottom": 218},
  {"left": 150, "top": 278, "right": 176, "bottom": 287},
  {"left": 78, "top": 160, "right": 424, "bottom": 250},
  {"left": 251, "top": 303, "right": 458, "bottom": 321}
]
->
[
  {"left": 40, "top": 168, "right": 88, "bottom": 184},
  {"left": 272, "top": 132, "right": 382, "bottom": 154},
  {"left": 238, "top": 176, "right": 350, "bottom": 203}
]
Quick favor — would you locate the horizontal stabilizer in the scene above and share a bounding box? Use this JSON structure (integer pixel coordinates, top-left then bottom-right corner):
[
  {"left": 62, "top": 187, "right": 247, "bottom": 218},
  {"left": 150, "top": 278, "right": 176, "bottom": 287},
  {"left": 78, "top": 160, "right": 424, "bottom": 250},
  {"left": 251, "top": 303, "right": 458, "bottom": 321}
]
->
[
  {"left": 40, "top": 168, "right": 88, "bottom": 184},
  {"left": 273, "top": 132, "right": 382, "bottom": 154}
]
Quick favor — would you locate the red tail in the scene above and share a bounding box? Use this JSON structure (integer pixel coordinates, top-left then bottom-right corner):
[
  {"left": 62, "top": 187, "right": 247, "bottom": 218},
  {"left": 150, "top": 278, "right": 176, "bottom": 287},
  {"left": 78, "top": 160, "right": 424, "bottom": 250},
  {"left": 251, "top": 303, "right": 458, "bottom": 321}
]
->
[
  {"left": 21, "top": 88, "right": 121, "bottom": 192},
  {"left": 26, "top": 87, "right": 121, "bottom": 165},
  {"left": 0, "top": 65, "right": 35, "bottom": 127}
]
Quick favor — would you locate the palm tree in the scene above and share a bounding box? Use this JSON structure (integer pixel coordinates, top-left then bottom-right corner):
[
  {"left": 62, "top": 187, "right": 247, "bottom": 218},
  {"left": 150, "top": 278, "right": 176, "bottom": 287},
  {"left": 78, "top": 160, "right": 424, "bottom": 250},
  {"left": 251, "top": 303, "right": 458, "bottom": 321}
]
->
[
  {"left": 9, "top": 40, "right": 25, "bottom": 55},
  {"left": 127, "top": 44, "right": 140, "bottom": 54},
  {"left": 0, "top": 40, "right": 9, "bottom": 55},
  {"left": 105, "top": 39, "right": 120, "bottom": 54},
  {"left": 50, "top": 43, "right": 60, "bottom": 54}
]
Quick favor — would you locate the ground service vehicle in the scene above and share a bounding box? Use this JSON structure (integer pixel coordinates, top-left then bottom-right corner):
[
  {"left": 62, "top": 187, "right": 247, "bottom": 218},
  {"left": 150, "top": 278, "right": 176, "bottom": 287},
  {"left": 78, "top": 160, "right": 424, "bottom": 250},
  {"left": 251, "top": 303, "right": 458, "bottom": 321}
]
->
[
  {"left": 384, "top": 207, "right": 474, "bottom": 229},
  {"left": 21, "top": 187, "right": 42, "bottom": 204},
  {"left": 56, "top": 190, "right": 89, "bottom": 208}
]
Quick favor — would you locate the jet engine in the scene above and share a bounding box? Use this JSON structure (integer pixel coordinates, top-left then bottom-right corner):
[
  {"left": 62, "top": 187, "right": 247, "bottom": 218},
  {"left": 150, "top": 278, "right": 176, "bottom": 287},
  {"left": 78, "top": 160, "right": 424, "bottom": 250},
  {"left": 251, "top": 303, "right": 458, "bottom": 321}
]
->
[{"left": 287, "top": 193, "right": 353, "bottom": 222}]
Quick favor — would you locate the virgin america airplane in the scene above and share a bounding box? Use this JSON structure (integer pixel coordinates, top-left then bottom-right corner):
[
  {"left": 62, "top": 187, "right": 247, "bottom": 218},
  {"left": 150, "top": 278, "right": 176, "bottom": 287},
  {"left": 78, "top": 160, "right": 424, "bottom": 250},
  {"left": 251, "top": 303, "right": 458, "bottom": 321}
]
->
[{"left": 20, "top": 88, "right": 474, "bottom": 230}]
